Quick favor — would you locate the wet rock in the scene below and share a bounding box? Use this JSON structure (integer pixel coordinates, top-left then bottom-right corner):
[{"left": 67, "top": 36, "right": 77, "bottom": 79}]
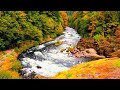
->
[
  {"left": 75, "top": 52, "right": 81, "bottom": 58},
  {"left": 74, "top": 48, "right": 105, "bottom": 60},
  {"left": 19, "top": 27, "right": 82, "bottom": 77},
  {"left": 37, "top": 66, "right": 42, "bottom": 69}
]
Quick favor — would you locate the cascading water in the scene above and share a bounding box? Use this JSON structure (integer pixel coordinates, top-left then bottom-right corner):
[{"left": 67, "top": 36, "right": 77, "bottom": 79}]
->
[{"left": 19, "top": 27, "right": 92, "bottom": 78}]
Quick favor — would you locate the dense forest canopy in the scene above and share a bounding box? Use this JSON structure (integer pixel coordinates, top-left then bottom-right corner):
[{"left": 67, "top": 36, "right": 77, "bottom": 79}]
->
[
  {"left": 1, "top": 11, "right": 120, "bottom": 57},
  {"left": 69, "top": 11, "right": 120, "bottom": 57},
  {"left": 0, "top": 11, "right": 68, "bottom": 51}
]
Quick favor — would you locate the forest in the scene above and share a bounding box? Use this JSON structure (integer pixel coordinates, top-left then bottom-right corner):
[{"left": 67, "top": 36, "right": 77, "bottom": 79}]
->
[{"left": 0, "top": 11, "right": 120, "bottom": 79}]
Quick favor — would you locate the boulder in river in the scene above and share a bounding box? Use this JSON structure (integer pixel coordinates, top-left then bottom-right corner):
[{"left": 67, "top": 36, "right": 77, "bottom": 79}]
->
[{"left": 74, "top": 48, "right": 105, "bottom": 60}]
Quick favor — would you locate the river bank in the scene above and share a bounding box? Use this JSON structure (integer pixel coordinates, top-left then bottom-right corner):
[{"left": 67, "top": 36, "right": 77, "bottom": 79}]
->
[
  {"left": 51, "top": 58, "right": 120, "bottom": 79},
  {"left": 1, "top": 26, "right": 120, "bottom": 79}
]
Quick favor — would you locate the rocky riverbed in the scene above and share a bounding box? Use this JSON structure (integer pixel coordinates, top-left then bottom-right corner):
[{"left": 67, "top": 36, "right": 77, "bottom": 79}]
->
[{"left": 19, "top": 27, "right": 104, "bottom": 78}]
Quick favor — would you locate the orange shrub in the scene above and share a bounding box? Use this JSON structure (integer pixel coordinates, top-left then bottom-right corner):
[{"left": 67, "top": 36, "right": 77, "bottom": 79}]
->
[
  {"left": 115, "top": 27, "right": 120, "bottom": 38},
  {"left": 72, "top": 11, "right": 80, "bottom": 20},
  {"left": 60, "top": 11, "right": 68, "bottom": 27}
]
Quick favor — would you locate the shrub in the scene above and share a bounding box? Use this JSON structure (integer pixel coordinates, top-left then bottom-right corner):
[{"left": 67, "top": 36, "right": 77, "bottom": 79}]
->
[
  {"left": 66, "top": 73, "right": 72, "bottom": 79},
  {"left": 59, "top": 11, "right": 68, "bottom": 27},
  {"left": 15, "top": 40, "right": 38, "bottom": 54},
  {"left": 0, "top": 70, "right": 21, "bottom": 79},
  {"left": 93, "top": 34, "right": 101, "bottom": 43},
  {"left": 71, "top": 11, "right": 120, "bottom": 58},
  {"left": 11, "top": 60, "right": 22, "bottom": 72},
  {"left": 0, "top": 70, "right": 13, "bottom": 79},
  {"left": 115, "top": 61, "right": 120, "bottom": 67},
  {"left": 55, "top": 23, "right": 64, "bottom": 35}
]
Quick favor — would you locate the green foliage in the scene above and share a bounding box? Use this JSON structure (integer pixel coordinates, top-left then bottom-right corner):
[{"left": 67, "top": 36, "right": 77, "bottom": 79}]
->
[
  {"left": 41, "top": 11, "right": 60, "bottom": 22},
  {"left": 67, "top": 11, "right": 74, "bottom": 16},
  {"left": 39, "top": 14, "right": 57, "bottom": 35},
  {"left": 66, "top": 73, "right": 72, "bottom": 78},
  {"left": 77, "top": 18, "right": 90, "bottom": 38},
  {"left": 55, "top": 40, "right": 63, "bottom": 46},
  {"left": 73, "top": 18, "right": 80, "bottom": 30},
  {"left": 71, "top": 11, "right": 120, "bottom": 58},
  {"left": 55, "top": 23, "right": 64, "bottom": 35},
  {"left": 70, "top": 11, "right": 120, "bottom": 39},
  {"left": 68, "top": 15, "right": 73, "bottom": 26},
  {"left": 11, "top": 60, "right": 22, "bottom": 72},
  {"left": 50, "top": 33, "right": 57, "bottom": 39},
  {"left": 0, "top": 70, "right": 12, "bottom": 79},
  {"left": 93, "top": 34, "right": 101, "bottom": 43},
  {"left": 0, "top": 70, "right": 21, "bottom": 79},
  {"left": 0, "top": 11, "right": 64, "bottom": 51},
  {"left": 115, "top": 61, "right": 120, "bottom": 67},
  {"left": 0, "top": 15, "right": 20, "bottom": 50},
  {"left": 15, "top": 40, "right": 39, "bottom": 54},
  {"left": 95, "top": 26, "right": 102, "bottom": 35}
]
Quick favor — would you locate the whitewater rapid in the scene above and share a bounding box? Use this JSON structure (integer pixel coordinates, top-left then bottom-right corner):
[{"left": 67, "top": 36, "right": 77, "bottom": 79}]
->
[{"left": 19, "top": 27, "right": 91, "bottom": 78}]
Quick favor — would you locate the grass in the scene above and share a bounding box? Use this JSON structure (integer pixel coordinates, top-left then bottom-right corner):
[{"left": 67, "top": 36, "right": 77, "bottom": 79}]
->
[
  {"left": 66, "top": 73, "right": 72, "bottom": 79},
  {"left": 11, "top": 60, "right": 22, "bottom": 72},
  {"left": 51, "top": 58, "right": 120, "bottom": 79},
  {"left": 115, "top": 61, "right": 120, "bottom": 67},
  {"left": 0, "top": 70, "right": 21, "bottom": 79}
]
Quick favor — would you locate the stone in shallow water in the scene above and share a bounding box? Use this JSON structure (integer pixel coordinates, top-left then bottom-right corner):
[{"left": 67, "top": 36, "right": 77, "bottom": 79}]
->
[{"left": 19, "top": 27, "right": 90, "bottom": 78}]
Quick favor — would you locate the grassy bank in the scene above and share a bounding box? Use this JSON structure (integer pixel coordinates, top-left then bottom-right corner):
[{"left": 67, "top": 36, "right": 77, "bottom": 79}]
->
[{"left": 51, "top": 58, "right": 120, "bottom": 79}]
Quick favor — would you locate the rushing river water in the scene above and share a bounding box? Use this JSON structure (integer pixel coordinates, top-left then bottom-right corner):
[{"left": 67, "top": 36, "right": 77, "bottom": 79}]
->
[{"left": 19, "top": 27, "right": 92, "bottom": 78}]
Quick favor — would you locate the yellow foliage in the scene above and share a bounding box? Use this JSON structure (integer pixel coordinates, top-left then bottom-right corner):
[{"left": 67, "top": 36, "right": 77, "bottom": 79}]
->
[
  {"left": 60, "top": 11, "right": 68, "bottom": 27},
  {"left": 66, "top": 47, "right": 76, "bottom": 53},
  {"left": 83, "top": 11, "right": 89, "bottom": 14},
  {"left": 45, "top": 18, "right": 57, "bottom": 29},
  {"left": 1, "top": 59, "right": 12, "bottom": 70},
  {"left": 51, "top": 58, "right": 120, "bottom": 79},
  {"left": 55, "top": 23, "right": 64, "bottom": 35},
  {"left": 55, "top": 40, "right": 63, "bottom": 46},
  {"left": 10, "top": 71, "right": 21, "bottom": 79},
  {"left": 83, "top": 15, "right": 89, "bottom": 20},
  {"left": 72, "top": 11, "right": 80, "bottom": 20},
  {"left": 45, "top": 35, "right": 53, "bottom": 42},
  {"left": 19, "top": 11, "right": 26, "bottom": 17},
  {"left": 59, "top": 17, "right": 64, "bottom": 28},
  {"left": 0, "top": 50, "right": 22, "bottom": 79},
  {"left": 0, "top": 70, "right": 21, "bottom": 79}
]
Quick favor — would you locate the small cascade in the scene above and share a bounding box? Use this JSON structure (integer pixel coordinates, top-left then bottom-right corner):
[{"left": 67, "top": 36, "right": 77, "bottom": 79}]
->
[{"left": 19, "top": 27, "right": 92, "bottom": 78}]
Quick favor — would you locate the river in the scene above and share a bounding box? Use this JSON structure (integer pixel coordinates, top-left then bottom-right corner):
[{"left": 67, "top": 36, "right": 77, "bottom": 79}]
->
[{"left": 19, "top": 27, "right": 92, "bottom": 78}]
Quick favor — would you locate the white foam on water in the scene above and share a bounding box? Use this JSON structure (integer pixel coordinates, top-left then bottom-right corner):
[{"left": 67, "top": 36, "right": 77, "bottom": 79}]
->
[{"left": 20, "top": 27, "right": 81, "bottom": 77}]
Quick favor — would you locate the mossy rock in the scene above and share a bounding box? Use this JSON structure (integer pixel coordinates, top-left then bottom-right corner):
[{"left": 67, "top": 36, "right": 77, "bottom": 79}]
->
[{"left": 55, "top": 40, "right": 63, "bottom": 46}]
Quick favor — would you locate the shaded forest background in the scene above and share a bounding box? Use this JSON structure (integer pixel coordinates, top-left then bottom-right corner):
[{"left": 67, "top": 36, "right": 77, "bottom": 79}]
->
[{"left": 68, "top": 11, "right": 120, "bottom": 58}]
